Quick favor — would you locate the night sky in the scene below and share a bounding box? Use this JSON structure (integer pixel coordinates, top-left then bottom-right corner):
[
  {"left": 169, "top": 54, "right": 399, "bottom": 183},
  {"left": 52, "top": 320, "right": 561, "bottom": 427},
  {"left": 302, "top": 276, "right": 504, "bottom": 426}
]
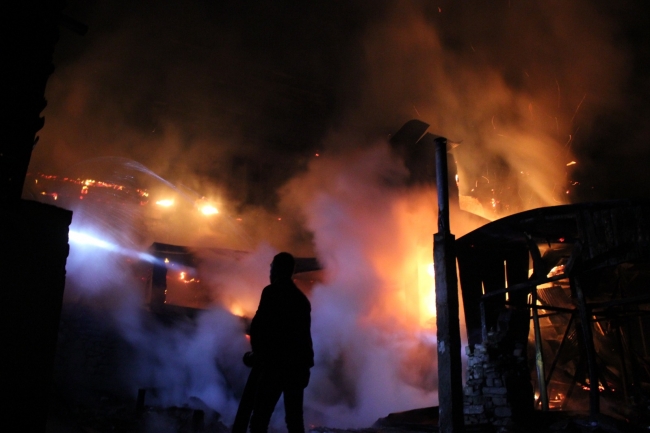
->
[{"left": 31, "top": 0, "right": 650, "bottom": 214}]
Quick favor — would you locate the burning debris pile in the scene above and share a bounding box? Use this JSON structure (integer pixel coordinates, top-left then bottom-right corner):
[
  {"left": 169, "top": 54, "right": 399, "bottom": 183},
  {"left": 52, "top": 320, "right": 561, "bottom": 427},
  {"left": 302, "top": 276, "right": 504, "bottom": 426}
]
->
[{"left": 25, "top": 172, "right": 150, "bottom": 204}]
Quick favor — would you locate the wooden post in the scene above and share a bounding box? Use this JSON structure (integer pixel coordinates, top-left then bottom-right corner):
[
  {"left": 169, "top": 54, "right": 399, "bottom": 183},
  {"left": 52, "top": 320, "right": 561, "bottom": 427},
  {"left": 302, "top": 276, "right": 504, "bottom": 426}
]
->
[
  {"left": 545, "top": 313, "right": 575, "bottom": 388},
  {"left": 480, "top": 300, "right": 488, "bottom": 344},
  {"left": 571, "top": 276, "right": 600, "bottom": 418},
  {"left": 531, "top": 287, "right": 549, "bottom": 411},
  {"left": 615, "top": 322, "right": 630, "bottom": 403},
  {"left": 434, "top": 137, "right": 464, "bottom": 433}
]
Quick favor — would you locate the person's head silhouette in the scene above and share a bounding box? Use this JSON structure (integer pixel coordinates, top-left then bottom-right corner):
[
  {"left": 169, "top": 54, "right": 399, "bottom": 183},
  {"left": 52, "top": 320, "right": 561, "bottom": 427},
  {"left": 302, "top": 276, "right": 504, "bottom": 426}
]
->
[{"left": 270, "top": 252, "right": 295, "bottom": 283}]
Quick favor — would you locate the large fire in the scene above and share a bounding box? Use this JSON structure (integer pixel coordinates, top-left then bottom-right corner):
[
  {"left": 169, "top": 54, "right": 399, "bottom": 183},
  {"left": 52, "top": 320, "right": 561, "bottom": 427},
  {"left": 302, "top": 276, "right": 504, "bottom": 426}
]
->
[
  {"left": 41, "top": 137, "right": 573, "bottom": 428},
  {"left": 30, "top": 159, "right": 454, "bottom": 335},
  {"left": 24, "top": 0, "right": 650, "bottom": 428}
]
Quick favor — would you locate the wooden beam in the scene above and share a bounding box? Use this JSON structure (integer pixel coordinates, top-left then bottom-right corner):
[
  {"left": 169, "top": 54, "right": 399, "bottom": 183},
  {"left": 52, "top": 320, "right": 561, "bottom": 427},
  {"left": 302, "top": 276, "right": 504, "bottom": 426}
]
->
[
  {"left": 572, "top": 276, "right": 600, "bottom": 418},
  {"left": 531, "top": 287, "right": 549, "bottom": 411}
]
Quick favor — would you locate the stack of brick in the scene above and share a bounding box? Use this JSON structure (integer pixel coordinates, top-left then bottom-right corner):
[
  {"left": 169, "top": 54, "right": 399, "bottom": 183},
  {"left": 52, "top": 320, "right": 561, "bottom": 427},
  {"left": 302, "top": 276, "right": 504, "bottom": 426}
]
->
[{"left": 463, "top": 334, "right": 520, "bottom": 431}]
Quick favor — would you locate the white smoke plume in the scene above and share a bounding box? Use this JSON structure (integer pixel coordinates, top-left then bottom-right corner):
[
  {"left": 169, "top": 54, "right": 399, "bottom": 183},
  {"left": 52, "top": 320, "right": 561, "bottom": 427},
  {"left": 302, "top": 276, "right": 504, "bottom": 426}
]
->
[
  {"left": 280, "top": 141, "right": 481, "bottom": 427},
  {"left": 57, "top": 140, "right": 471, "bottom": 429}
]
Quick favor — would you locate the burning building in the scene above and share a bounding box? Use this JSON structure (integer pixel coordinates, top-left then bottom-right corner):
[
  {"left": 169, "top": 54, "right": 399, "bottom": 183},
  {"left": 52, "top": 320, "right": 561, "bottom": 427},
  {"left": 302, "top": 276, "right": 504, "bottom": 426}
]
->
[
  {"left": 457, "top": 199, "right": 650, "bottom": 426},
  {"left": 144, "top": 242, "right": 323, "bottom": 314},
  {"left": 28, "top": 112, "right": 649, "bottom": 432},
  {"left": 8, "top": 1, "right": 650, "bottom": 431}
]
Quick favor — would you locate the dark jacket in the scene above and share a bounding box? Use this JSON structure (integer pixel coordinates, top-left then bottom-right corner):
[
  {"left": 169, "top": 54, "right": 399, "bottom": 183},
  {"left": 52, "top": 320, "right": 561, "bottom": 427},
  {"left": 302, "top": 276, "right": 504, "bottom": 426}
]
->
[{"left": 250, "top": 279, "right": 314, "bottom": 371}]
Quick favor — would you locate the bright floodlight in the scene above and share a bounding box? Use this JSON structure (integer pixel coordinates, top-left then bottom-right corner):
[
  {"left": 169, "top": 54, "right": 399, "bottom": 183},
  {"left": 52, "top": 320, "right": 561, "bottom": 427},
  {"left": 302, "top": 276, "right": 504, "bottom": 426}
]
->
[
  {"left": 156, "top": 199, "right": 174, "bottom": 207},
  {"left": 200, "top": 204, "right": 218, "bottom": 215},
  {"left": 69, "top": 230, "right": 113, "bottom": 250}
]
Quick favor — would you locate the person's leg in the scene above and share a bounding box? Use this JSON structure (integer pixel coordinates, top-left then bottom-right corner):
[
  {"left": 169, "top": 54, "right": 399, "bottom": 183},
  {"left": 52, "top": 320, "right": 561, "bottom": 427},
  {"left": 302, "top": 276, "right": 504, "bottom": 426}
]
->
[
  {"left": 283, "top": 386, "right": 305, "bottom": 433},
  {"left": 249, "top": 369, "right": 283, "bottom": 433},
  {"left": 232, "top": 367, "right": 260, "bottom": 433}
]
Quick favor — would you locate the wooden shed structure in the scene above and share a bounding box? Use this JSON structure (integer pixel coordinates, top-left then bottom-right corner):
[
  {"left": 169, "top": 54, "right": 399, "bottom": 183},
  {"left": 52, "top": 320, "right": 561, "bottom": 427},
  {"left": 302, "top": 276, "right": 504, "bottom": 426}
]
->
[{"left": 457, "top": 200, "right": 650, "bottom": 419}]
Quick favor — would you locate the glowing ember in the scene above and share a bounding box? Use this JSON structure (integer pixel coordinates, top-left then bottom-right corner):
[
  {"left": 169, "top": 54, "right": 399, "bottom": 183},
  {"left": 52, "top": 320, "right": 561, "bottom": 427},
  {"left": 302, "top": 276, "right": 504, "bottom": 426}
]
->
[
  {"left": 40, "top": 191, "right": 58, "bottom": 200},
  {"left": 178, "top": 271, "right": 199, "bottom": 283},
  {"left": 581, "top": 384, "right": 606, "bottom": 392},
  {"left": 30, "top": 173, "right": 149, "bottom": 204},
  {"left": 547, "top": 264, "right": 565, "bottom": 278},
  {"left": 549, "top": 393, "right": 565, "bottom": 409}
]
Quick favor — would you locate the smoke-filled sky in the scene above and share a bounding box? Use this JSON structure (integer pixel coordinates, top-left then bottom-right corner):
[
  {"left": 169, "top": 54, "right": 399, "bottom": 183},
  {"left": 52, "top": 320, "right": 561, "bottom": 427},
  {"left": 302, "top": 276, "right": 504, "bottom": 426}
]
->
[{"left": 33, "top": 0, "right": 650, "bottom": 219}]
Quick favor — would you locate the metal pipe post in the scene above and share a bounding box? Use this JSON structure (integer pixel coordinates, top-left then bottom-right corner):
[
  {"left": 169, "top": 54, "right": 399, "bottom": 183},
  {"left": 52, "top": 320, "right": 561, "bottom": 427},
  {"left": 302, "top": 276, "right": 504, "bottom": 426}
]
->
[{"left": 434, "top": 137, "right": 464, "bottom": 433}]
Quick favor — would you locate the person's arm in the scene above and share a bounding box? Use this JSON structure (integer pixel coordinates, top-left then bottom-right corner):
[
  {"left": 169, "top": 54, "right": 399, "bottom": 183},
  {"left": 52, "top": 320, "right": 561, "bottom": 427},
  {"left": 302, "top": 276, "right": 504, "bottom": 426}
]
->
[{"left": 249, "top": 286, "right": 272, "bottom": 355}]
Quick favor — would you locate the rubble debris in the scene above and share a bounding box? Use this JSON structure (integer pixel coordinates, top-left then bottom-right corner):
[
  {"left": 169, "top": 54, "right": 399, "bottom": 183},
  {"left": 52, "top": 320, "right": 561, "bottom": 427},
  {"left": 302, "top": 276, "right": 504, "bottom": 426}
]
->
[{"left": 47, "top": 390, "right": 228, "bottom": 433}]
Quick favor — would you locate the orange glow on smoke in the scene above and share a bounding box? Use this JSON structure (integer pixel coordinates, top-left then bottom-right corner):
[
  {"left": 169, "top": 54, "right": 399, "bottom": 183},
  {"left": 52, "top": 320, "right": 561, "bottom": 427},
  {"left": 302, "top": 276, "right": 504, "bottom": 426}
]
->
[
  {"left": 200, "top": 204, "right": 218, "bottom": 215},
  {"left": 229, "top": 303, "right": 245, "bottom": 317},
  {"left": 356, "top": 189, "right": 476, "bottom": 332},
  {"left": 422, "top": 263, "right": 437, "bottom": 319}
]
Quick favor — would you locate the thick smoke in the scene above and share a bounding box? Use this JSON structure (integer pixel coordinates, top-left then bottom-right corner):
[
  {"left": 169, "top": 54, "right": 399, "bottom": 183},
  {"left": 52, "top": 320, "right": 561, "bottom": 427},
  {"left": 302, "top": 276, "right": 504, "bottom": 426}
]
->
[
  {"left": 282, "top": 144, "right": 447, "bottom": 426},
  {"left": 339, "top": 1, "right": 637, "bottom": 218},
  {"left": 33, "top": 1, "right": 648, "bottom": 222},
  {"left": 59, "top": 142, "right": 461, "bottom": 429}
]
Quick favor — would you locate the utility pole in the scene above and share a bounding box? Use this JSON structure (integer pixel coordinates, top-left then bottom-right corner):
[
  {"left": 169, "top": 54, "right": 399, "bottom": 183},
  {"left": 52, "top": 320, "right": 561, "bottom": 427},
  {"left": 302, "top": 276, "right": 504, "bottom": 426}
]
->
[{"left": 434, "top": 136, "right": 464, "bottom": 433}]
